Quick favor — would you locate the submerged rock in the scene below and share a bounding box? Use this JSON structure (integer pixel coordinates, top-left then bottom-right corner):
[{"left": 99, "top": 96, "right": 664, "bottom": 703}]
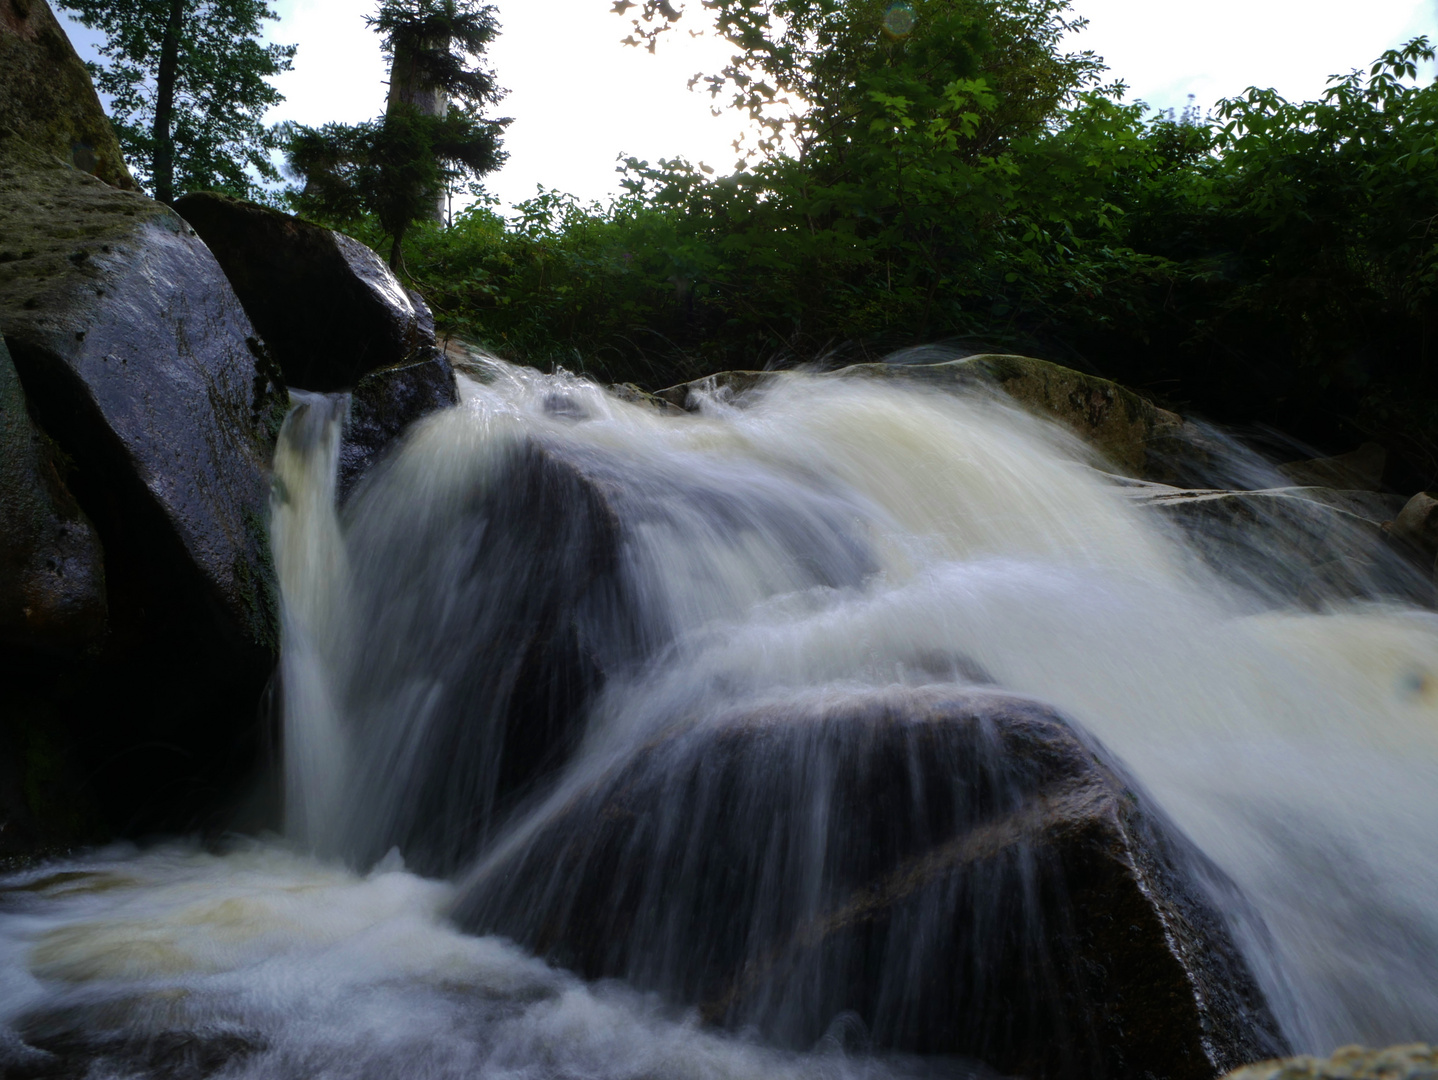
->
[
  {"left": 656, "top": 355, "right": 1203, "bottom": 483},
  {"left": 334, "top": 433, "right": 878, "bottom": 876},
  {"left": 1129, "top": 485, "right": 1424, "bottom": 607},
  {"left": 455, "top": 687, "right": 1287, "bottom": 1079},
  {"left": 1277, "top": 443, "right": 1386, "bottom": 492},
  {"left": 174, "top": 192, "right": 435, "bottom": 392},
  {"left": 1222, "top": 1044, "right": 1438, "bottom": 1080}
]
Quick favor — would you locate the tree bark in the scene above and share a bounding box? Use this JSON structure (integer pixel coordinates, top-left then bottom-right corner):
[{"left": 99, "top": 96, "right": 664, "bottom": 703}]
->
[
  {"left": 386, "top": 34, "right": 449, "bottom": 224},
  {"left": 152, "top": 0, "right": 185, "bottom": 204}
]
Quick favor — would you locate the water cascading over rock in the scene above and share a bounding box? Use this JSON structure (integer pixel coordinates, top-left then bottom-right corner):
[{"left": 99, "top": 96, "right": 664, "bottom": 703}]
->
[{"left": 265, "top": 359, "right": 1367, "bottom": 1076}]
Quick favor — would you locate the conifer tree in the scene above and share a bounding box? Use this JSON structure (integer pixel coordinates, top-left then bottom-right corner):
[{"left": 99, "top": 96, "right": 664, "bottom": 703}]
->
[{"left": 285, "top": 0, "right": 508, "bottom": 268}]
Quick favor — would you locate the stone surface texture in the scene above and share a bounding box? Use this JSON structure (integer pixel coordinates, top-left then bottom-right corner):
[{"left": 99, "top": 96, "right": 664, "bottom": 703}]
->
[
  {"left": 456, "top": 687, "right": 1287, "bottom": 1080},
  {"left": 174, "top": 192, "right": 435, "bottom": 391},
  {"left": 0, "top": 149, "right": 284, "bottom": 647},
  {"left": 0, "top": 0, "right": 135, "bottom": 189},
  {"left": 0, "top": 336, "right": 105, "bottom": 647},
  {"left": 1223, "top": 1045, "right": 1438, "bottom": 1080},
  {"left": 337, "top": 346, "right": 458, "bottom": 499}
]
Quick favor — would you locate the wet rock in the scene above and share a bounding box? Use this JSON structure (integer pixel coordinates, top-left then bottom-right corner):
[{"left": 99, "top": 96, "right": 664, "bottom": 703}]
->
[
  {"left": 0, "top": 0, "right": 135, "bottom": 190},
  {"left": 456, "top": 687, "right": 1287, "bottom": 1079},
  {"left": 1389, "top": 492, "right": 1438, "bottom": 569},
  {"left": 337, "top": 346, "right": 458, "bottom": 499},
  {"left": 337, "top": 436, "right": 877, "bottom": 876},
  {"left": 0, "top": 336, "right": 105, "bottom": 647},
  {"left": 0, "top": 143, "right": 285, "bottom": 836},
  {"left": 337, "top": 438, "right": 629, "bottom": 875},
  {"left": 0, "top": 147, "right": 283, "bottom": 651},
  {"left": 174, "top": 192, "right": 435, "bottom": 391},
  {"left": 656, "top": 355, "right": 1202, "bottom": 482},
  {"left": 1222, "top": 1044, "right": 1438, "bottom": 1080},
  {"left": 1277, "top": 443, "right": 1386, "bottom": 492},
  {"left": 5, "top": 1016, "right": 266, "bottom": 1080},
  {"left": 1130, "top": 485, "right": 1424, "bottom": 606},
  {"left": 605, "top": 381, "right": 686, "bottom": 415}
]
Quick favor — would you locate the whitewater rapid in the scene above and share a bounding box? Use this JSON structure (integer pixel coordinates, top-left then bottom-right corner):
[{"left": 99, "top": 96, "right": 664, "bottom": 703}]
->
[{"left": 3, "top": 355, "right": 1437, "bottom": 1076}]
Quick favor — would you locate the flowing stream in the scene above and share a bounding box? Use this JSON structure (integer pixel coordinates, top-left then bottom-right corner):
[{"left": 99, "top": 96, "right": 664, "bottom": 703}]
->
[{"left": 3, "top": 356, "right": 1438, "bottom": 1077}]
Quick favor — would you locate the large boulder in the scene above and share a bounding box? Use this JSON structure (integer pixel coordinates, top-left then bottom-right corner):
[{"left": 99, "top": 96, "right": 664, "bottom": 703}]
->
[
  {"left": 1129, "top": 484, "right": 1424, "bottom": 607},
  {"left": 0, "top": 137, "right": 286, "bottom": 835},
  {"left": 0, "top": 336, "right": 105, "bottom": 648},
  {"left": 333, "top": 431, "right": 877, "bottom": 875},
  {"left": 174, "top": 192, "right": 436, "bottom": 392},
  {"left": 656, "top": 355, "right": 1204, "bottom": 483},
  {"left": 455, "top": 687, "right": 1287, "bottom": 1079},
  {"left": 0, "top": 0, "right": 134, "bottom": 190},
  {"left": 0, "top": 147, "right": 284, "bottom": 649}
]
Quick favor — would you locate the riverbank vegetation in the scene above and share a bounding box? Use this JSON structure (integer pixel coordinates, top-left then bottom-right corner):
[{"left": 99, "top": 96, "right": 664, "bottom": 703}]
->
[
  {"left": 310, "top": 1, "right": 1438, "bottom": 485},
  {"left": 67, "top": 0, "right": 1438, "bottom": 486}
]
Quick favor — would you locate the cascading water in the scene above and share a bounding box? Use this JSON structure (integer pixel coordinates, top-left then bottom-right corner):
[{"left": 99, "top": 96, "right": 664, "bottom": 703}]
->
[{"left": 3, "top": 352, "right": 1438, "bottom": 1078}]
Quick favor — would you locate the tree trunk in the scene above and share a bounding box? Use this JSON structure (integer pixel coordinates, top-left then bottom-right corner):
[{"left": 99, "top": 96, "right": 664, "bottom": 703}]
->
[
  {"left": 386, "top": 34, "right": 449, "bottom": 224},
  {"left": 389, "top": 223, "right": 407, "bottom": 271},
  {"left": 152, "top": 0, "right": 185, "bottom": 204}
]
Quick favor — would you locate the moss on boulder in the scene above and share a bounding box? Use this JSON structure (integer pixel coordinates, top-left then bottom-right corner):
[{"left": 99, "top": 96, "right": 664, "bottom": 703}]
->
[{"left": 0, "top": 0, "right": 135, "bottom": 190}]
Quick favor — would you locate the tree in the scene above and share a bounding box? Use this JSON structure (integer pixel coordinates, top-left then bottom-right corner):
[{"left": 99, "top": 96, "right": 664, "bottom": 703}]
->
[
  {"left": 285, "top": 0, "right": 509, "bottom": 268},
  {"left": 57, "top": 0, "right": 295, "bottom": 204}
]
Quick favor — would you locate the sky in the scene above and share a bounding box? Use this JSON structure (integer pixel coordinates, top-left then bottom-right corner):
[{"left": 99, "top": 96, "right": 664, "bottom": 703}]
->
[{"left": 54, "top": 0, "right": 1438, "bottom": 213}]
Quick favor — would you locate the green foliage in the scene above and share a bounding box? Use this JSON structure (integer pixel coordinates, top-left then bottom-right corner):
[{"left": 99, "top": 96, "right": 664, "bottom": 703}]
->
[
  {"left": 57, "top": 0, "right": 295, "bottom": 202},
  {"left": 362, "top": 2, "right": 1438, "bottom": 481},
  {"left": 284, "top": 0, "right": 507, "bottom": 268}
]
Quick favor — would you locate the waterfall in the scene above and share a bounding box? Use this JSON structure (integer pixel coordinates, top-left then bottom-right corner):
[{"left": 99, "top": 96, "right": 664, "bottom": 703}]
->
[{"left": 5, "top": 355, "right": 1437, "bottom": 1079}]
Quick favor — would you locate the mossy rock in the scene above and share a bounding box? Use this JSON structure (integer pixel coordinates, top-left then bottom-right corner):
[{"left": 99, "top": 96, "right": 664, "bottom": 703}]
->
[
  {"left": 0, "top": 0, "right": 135, "bottom": 190},
  {"left": 0, "top": 144, "right": 282, "bottom": 650}
]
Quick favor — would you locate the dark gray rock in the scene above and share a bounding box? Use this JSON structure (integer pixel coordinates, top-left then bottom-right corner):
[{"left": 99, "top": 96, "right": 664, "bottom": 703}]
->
[
  {"left": 1277, "top": 442, "right": 1386, "bottom": 492},
  {"left": 0, "top": 149, "right": 283, "bottom": 649},
  {"left": 0, "top": 143, "right": 284, "bottom": 837},
  {"left": 456, "top": 687, "right": 1287, "bottom": 1079},
  {"left": 337, "top": 346, "right": 458, "bottom": 499},
  {"left": 1131, "top": 485, "right": 1426, "bottom": 606},
  {"left": 337, "top": 433, "right": 877, "bottom": 877},
  {"left": 174, "top": 192, "right": 435, "bottom": 392},
  {"left": 0, "top": 335, "right": 104, "bottom": 648}
]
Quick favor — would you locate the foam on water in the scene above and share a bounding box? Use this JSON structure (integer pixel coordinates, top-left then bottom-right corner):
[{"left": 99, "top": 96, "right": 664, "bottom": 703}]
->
[
  {"left": 0, "top": 843, "right": 958, "bottom": 1079},
  {"left": 4, "top": 354, "right": 1438, "bottom": 1073}
]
